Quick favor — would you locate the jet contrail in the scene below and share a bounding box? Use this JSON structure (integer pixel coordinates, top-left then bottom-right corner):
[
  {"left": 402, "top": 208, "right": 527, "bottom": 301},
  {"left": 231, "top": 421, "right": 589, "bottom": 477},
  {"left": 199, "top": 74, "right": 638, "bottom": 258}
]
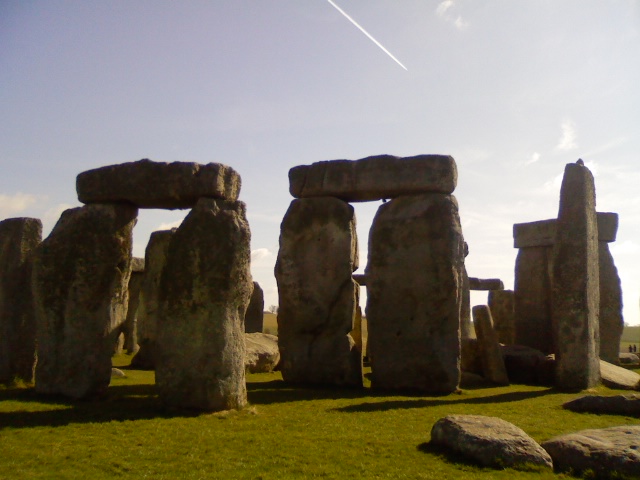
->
[{"left": 327, "top": 0, "right": 408, "bottom": 71}]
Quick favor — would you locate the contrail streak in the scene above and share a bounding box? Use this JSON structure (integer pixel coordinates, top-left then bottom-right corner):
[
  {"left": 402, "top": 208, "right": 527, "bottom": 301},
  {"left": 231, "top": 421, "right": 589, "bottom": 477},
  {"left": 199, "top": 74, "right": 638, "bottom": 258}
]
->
[{"left": 327, "top": 0, "right": 408, "bottom": 71}]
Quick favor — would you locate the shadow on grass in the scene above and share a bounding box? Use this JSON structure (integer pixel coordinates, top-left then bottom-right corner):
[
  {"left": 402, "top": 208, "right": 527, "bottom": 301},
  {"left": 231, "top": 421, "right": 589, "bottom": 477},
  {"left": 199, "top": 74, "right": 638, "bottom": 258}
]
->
[
  {"left": 246, "top": 379, "right": 373, "bottom": 405},
  {"left": 0, "top": 383, "right": 201, "bottom": 430},
  {"left": 329, "top": 388, "right": 556, "bottom": 413}
]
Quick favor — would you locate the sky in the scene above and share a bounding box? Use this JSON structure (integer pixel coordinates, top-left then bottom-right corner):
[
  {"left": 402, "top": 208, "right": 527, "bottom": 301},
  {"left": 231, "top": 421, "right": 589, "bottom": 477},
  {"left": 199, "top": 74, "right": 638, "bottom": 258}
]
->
[{"left": 1, "top": 1, "right": 639, "bottom": 325}]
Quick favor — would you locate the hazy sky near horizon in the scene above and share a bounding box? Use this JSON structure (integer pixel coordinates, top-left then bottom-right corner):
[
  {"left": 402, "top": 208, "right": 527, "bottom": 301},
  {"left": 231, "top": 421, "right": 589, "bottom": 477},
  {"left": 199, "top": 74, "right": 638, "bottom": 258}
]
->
[{"left": 1, "top": 1, "right": 639, "bottom": 324}]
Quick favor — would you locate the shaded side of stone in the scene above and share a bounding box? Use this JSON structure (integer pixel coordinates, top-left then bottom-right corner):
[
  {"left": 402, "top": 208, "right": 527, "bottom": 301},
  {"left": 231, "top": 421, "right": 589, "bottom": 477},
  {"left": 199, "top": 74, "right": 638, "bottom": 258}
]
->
[
  {"left": 563, "top": 394, "right": 640, "bottom": 416},
  {"left": 430, "top": 414, "right": 553, "bottom": 470},
  {"left": 77, "top": 159, "right": 241, "bottom": 208},
  {"left": 472, "top": 306, "right": 509, "bottom": 385},
  {"left": 514, "top": 246, "right": 553, "bottom": 354},
  {"left": 366, "top": 193, "right": 463, "bottom": 394},
  {"left": 275, "top": 198, "right": 362, "bottom": 387},
  {"left": 460, "top": 266, "right": 472, "bottom": 340},
  {"left": 32, "top": 204, "right": 137, "bottom": 398},
  {"left": 244, "top": 282, "right": 264, "bottom": 333},
  {"left": 501, "top": 345, "right": 553, "bottom": 386},
  {"left": 122, "top": 269, "right": 144, "bottom": 353},
  {"left": 542, "top": 426, "right": 640, "bottom": 479},
  {"left": 599, "top": 242, "right": 623, "bottom": 365},
  {"left": 488, "top": 290, "right": 515, "bottom": 345},
  {"left": 551, "top": 162, "right": 600, "bottom": 390},
  {"left": 289, "top": 154, "right": 457, "bottom": 202},
  {"left": 0, "top": 217, "right": 42, "bottom": 383},
  {"left": 131, "top": 229, "right": 175, "bottom": 370},
  {"left": 156, "top": 198, "right": 251, "bottom": 411}
]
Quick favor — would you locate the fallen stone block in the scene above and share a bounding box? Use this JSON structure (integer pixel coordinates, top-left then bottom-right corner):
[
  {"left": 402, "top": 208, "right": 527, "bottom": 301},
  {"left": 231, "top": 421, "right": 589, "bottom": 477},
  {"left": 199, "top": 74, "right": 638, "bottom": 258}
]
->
[
  {"left": 600, "top": 360, "right": 640, "bottom": 390},
  {"left": 430, "top": 414, "right": 553, "bottom": 470},
  {"left": 563, "top": 394, "right": 640, "bottom": 416},
  {"left": 245, "top": 333, "right": 280, "bottom": 373}
]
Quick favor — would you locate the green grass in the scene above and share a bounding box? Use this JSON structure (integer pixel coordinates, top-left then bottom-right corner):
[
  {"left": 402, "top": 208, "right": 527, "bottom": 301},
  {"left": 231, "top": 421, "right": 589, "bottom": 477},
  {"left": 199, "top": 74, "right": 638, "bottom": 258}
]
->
[{"left": 1, "top": 354, "right": 639, "bottom": 479}]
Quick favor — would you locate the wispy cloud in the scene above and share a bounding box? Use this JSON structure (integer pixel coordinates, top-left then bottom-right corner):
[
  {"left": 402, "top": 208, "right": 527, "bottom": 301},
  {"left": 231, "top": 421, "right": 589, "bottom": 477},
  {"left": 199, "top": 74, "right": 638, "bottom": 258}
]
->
[
  {"left": 556, "top": 119, "right": 578, "bottom": 151},
  {"left": 525, "top": 152, "right": 541, "bottom": 166},
  {"left": 436, "top": 0, "right": 469, "bottom": 30},
  {"left": 251, "top": 248, "right": 275, "bottom": 267},
  {"left": 156, "top": 219, "right": 183, "bottom": 231},
  {"left": 0, "top": 192, "right": 38, "bottom": 217}
]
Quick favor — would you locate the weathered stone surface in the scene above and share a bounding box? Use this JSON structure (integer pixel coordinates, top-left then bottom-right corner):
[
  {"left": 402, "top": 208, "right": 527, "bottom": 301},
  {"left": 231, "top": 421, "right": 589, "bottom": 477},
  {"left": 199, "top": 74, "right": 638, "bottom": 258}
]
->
[
  {"left": 542, "top": 426, "right": 640, "bottom": 478},
  {"left": 514, "top": 246, "right": 554, "bottom": 354},
  {"left": 156, "top": 198, "right": 252, "bottom": 411},
  {"left": 600, "top": 360, "right": 640, "bottom": 390},
  {"left": 501, "top": 345, "right": 553, "bottom": 386},
  {"left": 513, "top": 212, "right": 619, "bottom": 248},
  {"left": 131, "top": 229, "right": 175, "bottom": 370},
  {"left": 275, "top": 198, "right": 362, "bottom": 387},
  {"left": 244, "top": 282, "right": 264, "bottom": 333},
  {"left": 460, "top": 266, "right": 472, "bottom": 340},
  {"left": 77, "top": 159, "right": 241, "bottom": 209},
  {"left": 431, "top": 415, "right": 553, "bottom": 470},
  {"left": 472, "top": 306, "right": 509, "bottom": 385},
  {"left": 244, "top": 333, "right": 279, "bottom": 373},
  {"left": 552, "top": 162, "right": 600, "bottom": 390},
  {"left": 32, "top": 204, "right": 137, "bottom": 398},
  {"left": 122, "top": 267, "right": 144, "bottom": 354},
  {"left": 563, "top": 394, "right": 640, "bottom": 416},
  {"left": 488, "top": 290, "right": 515, "bottom": 345},
  {"left": 468, "top": 278, "right": 504, "bottom": 291},
  {"left": 599, "top": 242, "right": 624, "bottom": 365},
  {"left": 0, "top": 218, "right": 42, "bottom": 383},
  {"left": 366, "top": 193, "right": 463, "bottom": 393},
  {"left": 289, "top": 154, "right": 457, "bottom": 202}
]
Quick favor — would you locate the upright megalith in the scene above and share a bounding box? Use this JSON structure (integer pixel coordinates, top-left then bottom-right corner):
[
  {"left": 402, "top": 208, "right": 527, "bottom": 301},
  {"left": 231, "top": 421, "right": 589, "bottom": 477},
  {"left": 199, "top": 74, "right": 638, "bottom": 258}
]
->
[
  {"left": 32, "top": 204, "right": 137, "bottom": 398},
  {"left": 156, "top": 198, "right": 252, "bottom": 411},
  {"left": 551, "top": 161, "right": 600, "bottom": 390},
  {"left": 366, "top": 193, "right": 464, "bottom": 393},
  {"left": 77, "top": 159, "right": 241, "bottom": 209},
  {"left": 598, "top": 215, "right": 623, "bottom": 365},
  {"left": 121, "top": 257, "right": 144, "bottom": 354},
  {"left": 275, "top": 197, "right": 362, "bottom": 387},
  {"left": 244, "top": 282, "right": 264, "bottom": 333},
  {"left": 131, "top": 229, "right": 175, "bottom": 370},
  {"left": 0, "top": 218, "right": 42, "bottom": 383},
  {"left": 472, "top": 305, "right": 509, "bottom": 385},
  {"left": 488, "top": 290, "right": 515, "bottom": 345}
]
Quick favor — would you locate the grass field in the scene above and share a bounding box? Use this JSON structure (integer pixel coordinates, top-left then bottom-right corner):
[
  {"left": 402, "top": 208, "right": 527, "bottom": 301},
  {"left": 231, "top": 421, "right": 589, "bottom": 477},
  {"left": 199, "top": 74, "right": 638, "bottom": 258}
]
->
[
  {"left": 621, "top": 325, "right": 640, "bottom": 352},
  {"left": 1, "top": 352, "right": 639, "bottom": 480}
]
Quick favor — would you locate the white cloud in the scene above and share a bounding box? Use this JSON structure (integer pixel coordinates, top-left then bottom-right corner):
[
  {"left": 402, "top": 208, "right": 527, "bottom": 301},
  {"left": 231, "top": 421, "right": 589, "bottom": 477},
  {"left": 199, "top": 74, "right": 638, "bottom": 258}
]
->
[
  {"left": 525, "top": 152, "right": 541, "bottom": 166},
  {"left": 0, "top": 192, "right": 38, "bottom": 217},
  {"left": 556, "top": 119, "right": 578, "bottom": 151},
  {"left": 610, "top": 240, "right": 639, "bottom": 256},
  {"left": 251, "top": 248, "right": 275, "bottom": 268},
  {"left": 436, "top": 0, "right": 469, "bottom": 30}
]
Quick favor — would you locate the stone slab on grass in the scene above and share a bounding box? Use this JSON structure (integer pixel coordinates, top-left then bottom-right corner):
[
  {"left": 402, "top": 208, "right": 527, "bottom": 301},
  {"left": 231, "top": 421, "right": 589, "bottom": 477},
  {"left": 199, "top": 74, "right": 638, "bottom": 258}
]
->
[
  {"left": 600, "top": 360, "right": 640, "bottom": 390},
  {"left": 563, "top": 394, "right": 640, "bottom": 416},
  {"left": 77, "top": 159, "right": 241, "bottom": 209},
  {"left": 542, "top": 426, "right": 640, "bottom": 479},
  {"left": 430, "top": 414, "right": 553, "bottom": 470}
]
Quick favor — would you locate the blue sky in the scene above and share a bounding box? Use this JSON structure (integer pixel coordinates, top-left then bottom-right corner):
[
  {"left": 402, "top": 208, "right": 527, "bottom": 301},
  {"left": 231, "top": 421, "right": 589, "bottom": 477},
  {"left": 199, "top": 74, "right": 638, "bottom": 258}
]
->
[{"left": 1, "top": 1, "right": 639, "bottom": 324}]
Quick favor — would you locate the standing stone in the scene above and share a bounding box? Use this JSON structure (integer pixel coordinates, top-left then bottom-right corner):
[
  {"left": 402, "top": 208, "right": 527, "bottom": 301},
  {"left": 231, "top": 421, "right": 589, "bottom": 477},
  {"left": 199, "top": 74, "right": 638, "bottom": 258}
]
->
[
  {"left": 472, "top": 305, "right": 509, "bottom": 385},
  {"left": 366, "top": 193, "right": 464, "bottom": 393},
  {"left": 0, "top": 218, "right": 42, "bottom": 383},
  {"left": 599, "top": 241, "right": 623, "bottom": 364},
  {"left": 156, "top": 198, "right": 252, "bottom": 411},
  {"left": 122, "top": 257, "right": 144, "bottom": 354},
  {"left": 488, "top": 290, "right": 515, "bottom": 345},
  {"left": 551, "top": 162, "right": 600, "bottom": 390},
  {"left": 460, "top": 266, "right": 472, "bottom": 339},
  {"left": 131, "top": 230, "right": 175, "bottom": 369},
  {"left": 514, "top": 247, "right": 554, "bottom": 354},
  {"left": 275, "top": 198, "right": 362, "bottom": 387},
  {"left": 32, "top": 204, "right": 137, "bottom": 398},
  {"left": 244, "top": 282, "right": 264, "bottom": 333}
]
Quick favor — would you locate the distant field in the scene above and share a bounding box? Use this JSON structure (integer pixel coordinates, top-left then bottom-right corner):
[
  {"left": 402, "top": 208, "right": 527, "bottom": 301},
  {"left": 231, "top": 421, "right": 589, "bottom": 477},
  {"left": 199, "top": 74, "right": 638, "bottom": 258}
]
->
[
  {"left": 621, "top": 325, "right": 640, "bottom": 351},
  {"left": 262, "top": 312, "right": 277, "bottom": 335}
]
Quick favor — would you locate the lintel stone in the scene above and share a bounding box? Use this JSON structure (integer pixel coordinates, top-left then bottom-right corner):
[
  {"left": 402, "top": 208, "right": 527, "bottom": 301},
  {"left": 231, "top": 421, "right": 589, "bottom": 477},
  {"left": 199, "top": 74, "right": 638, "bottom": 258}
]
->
[
  {"left": 289, "top": 154, "right": 457, "bottom": 202},
  {"left": 77, "top": 159, "right": 241, "bottom": 209},
  {"left": 468, "top": 278, "right": 504, "bottom": 291},
  {"left": 513, "top": 212, "right": 618, "bottom": 248}
]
